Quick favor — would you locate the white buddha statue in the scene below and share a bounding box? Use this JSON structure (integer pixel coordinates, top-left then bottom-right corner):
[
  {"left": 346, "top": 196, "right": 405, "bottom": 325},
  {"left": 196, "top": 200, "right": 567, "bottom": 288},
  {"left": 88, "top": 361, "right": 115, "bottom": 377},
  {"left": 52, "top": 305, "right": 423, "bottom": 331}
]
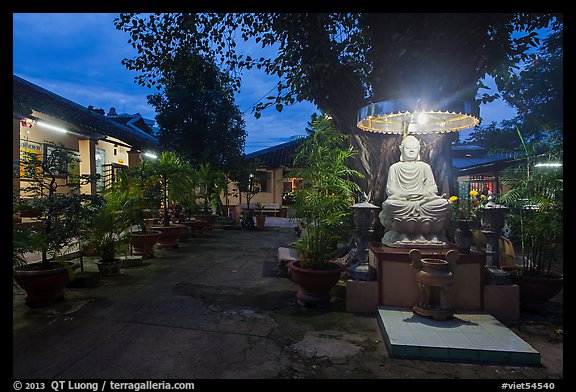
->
[{"left": 379, "top": 135, "right": 452, "bottom": 247}]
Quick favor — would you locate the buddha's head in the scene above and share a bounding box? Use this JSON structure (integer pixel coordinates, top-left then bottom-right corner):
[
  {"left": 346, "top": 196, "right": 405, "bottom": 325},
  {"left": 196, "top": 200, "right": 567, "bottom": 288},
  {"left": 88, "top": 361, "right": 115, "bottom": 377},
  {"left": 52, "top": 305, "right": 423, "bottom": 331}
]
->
[{"left": 399, "top": 135, "right": 421, "bottom": 162}]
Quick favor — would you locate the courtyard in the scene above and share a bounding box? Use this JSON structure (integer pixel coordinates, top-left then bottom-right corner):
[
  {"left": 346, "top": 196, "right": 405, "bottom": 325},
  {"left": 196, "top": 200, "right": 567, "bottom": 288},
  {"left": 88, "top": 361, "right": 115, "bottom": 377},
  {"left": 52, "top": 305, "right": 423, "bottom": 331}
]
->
[{"left": 13, "top": 221, "right": 563, "bottom": 380}]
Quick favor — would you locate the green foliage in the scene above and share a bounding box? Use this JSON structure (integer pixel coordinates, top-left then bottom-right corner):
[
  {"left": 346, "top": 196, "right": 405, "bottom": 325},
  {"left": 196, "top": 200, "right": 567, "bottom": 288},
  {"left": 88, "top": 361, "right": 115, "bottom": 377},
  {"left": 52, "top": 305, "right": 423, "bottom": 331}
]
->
[
  {"left": 196, "top": 162, "right": 227, "bottom": 215},
  {"left": 114, "top": 13, "right": 558, "bottom": 126},
  {"left": 234, "top": 167, "right": 268, "bottom": 212},
  {"left": 500, "top": 28, "right": 563, "bottom": 132},
  {"left": 145, "top": 151, "right": 195, "bottom": 226},
  {"left": 289, "top": 114, "right": 363, "bottom": 267},
  {"left": 146, "top": 49, "right": 246, "bottom": 171},
  {"left": 113, "top": 163, "right": 162, "bottom": 234},
  {"left": 86, "top": 187, "right": 132, "bottom": 264},
  {"left": 16, "top": 142, "right": 100, "bottom": 268},
  {"left": 499, "top": 128, "right": 563, "bottom": 277}
]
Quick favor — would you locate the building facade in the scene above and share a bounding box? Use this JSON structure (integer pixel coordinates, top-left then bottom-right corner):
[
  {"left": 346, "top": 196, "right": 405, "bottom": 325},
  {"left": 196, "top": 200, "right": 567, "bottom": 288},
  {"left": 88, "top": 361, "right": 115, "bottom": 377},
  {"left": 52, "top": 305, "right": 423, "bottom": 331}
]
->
[{"left": 13, "top": 75, "right": 159, "bottom": 209}]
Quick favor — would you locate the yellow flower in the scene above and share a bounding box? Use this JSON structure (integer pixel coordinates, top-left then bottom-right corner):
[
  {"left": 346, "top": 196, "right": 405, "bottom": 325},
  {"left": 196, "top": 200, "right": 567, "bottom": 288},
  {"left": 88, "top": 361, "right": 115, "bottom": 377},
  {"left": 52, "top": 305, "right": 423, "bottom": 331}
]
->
[
  {"left": 449, "top": 195, "right": 459, "bottom": 202},
  {"left": 480, "top": 194, "right": 487, "bottom": 200},
  {"left": 469, "top": 190, "right": 479, "bottom": 197}
]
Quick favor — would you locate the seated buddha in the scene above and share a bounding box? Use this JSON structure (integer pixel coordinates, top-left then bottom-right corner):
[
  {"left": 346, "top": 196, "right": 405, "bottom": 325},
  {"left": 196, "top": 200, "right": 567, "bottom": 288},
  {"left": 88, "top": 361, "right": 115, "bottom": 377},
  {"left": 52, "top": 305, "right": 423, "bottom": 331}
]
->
[{"left": 379, "top": 135, "right": 452, "bottom": 247}]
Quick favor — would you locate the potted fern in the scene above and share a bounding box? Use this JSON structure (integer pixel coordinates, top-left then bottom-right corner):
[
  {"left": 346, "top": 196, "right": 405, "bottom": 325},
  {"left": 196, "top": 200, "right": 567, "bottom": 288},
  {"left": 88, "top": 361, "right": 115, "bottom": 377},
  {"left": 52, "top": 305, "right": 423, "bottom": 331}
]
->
[{"left": 287, "top": 114, "right": 363, "bottom": 306}]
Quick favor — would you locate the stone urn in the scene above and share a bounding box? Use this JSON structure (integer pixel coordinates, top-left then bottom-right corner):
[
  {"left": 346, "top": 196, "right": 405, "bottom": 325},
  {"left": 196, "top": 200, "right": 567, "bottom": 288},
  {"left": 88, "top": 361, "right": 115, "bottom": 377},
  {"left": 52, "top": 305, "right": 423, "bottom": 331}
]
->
[{"left": 409, "top": 249, "right": 459, "bottom": 321}]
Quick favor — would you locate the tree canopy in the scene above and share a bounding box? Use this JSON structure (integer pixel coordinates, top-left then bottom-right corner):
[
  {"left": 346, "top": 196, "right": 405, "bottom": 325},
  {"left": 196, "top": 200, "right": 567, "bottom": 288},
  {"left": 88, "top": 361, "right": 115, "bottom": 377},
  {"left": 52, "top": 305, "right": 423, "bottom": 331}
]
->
[
  {"left": 115, "top": 13, "right": 561, "bottom": 204},
  {"left": 467, "top": 25, "right": 562, "bottom": 153},
  {"left": 147, "top": 49, "right": 246, "bottom": 171}
]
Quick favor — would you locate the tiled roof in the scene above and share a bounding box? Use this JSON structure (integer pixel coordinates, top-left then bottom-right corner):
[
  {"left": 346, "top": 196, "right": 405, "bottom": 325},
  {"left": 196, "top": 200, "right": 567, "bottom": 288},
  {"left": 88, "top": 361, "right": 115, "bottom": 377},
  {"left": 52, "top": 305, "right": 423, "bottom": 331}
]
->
[
  {"left": 246, "top": 137, "right": 521, "bottom": 176},
  {"left": 245, "top": 138, "right": 303, "bottom": 168},
  {"left": 13, "top": 75, "right": 158, "bottom": 150}
]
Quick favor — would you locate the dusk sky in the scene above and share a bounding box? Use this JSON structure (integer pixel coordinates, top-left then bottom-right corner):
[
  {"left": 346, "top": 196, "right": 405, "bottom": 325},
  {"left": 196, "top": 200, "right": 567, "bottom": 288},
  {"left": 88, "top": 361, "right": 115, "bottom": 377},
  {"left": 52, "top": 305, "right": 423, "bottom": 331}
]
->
[{"left": 13, "top": 13, "right": 518, "bottom": 154}]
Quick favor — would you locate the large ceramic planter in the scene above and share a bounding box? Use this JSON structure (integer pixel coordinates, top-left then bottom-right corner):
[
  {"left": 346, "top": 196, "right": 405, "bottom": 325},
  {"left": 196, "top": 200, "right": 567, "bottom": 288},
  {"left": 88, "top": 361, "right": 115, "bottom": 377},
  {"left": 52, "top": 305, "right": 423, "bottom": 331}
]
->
[
  {"left": 151, "top": 224, "right": 186, "bottom": 249},
  {"left": 287, "top": 260, "right": 345, "bottom": 307},
  {"left": 13, "top": 261, "right": 78, "bottom": 307},
  {"left": 130, "top": 230, "right": 162, "bottom": 259},
  {"left": 503, "top": 266, "right": 563, "bottom": 312}
]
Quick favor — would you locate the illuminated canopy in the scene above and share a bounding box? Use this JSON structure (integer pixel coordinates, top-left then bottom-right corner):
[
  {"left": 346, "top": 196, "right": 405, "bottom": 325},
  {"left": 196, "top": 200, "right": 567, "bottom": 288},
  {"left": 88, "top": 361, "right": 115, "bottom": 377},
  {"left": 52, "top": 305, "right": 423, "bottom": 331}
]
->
[{"left": 357, "top": 98, "right": 480, "bottom": 135}]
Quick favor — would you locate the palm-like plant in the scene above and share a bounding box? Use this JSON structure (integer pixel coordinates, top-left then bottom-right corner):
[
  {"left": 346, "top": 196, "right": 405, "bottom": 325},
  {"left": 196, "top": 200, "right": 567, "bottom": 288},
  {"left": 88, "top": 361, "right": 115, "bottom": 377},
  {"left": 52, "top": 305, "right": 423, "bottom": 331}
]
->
[
  {"left": 147, "top": 151, "right": 195, "bottom": 226},
  {"left": 499, "top": 128, "right": 563, "bottom": 277},
  {"left": 196, "top": 162, "right": 227, "bottom": 215},
  {"left": 289, "top": 114, "right": 363, "bottom": 269}
]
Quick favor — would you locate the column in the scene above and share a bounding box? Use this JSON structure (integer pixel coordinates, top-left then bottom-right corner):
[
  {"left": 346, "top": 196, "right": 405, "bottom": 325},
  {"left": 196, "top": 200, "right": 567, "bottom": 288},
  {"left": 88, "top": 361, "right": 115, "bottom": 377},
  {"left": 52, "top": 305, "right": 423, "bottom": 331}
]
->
[
  {"left": 128, "top": 148, "right": 142, "bottom": 168},
  {"left": 78, "top": 139, "right": 97, "bottom": 195}
]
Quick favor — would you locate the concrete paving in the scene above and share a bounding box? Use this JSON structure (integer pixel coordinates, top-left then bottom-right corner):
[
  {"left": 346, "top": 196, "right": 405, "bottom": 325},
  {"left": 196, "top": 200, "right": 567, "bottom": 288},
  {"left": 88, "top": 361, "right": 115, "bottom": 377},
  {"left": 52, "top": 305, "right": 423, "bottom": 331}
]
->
[{"left": 13, "top": 223, "right": 563, "bottom": 380}]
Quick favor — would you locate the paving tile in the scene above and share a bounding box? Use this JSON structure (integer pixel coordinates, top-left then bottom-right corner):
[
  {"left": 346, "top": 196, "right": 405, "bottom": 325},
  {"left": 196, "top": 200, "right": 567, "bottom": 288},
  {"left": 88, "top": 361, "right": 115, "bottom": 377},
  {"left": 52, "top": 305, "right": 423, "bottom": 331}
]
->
[{"left": 436, "top": 331, "right": 475, "bottom": 349}]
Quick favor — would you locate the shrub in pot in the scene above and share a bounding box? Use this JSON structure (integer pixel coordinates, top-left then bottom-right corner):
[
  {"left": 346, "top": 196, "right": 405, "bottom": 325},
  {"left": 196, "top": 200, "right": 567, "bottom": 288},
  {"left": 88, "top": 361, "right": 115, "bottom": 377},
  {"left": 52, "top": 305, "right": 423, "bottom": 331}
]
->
[
  {"left": 13, "top": 142, "right": 97, "bottom": 307},
  {"left": 499, "top": 128, "right": 563, "bottom": 312},
  {"left": 287, "top": 114, "right": 363, "bottom": 307},
  {"left": 255, "top": 202, "right": 266, "bottom": 230},
  {"left": 87, "top": 189, "right": 132, "bottom": 276},
  {"left": 114, "top": 166, "right": 163, "bottom": 259},
  {"left": 147, "top": 151, "right": 193, "bottom": 248}
]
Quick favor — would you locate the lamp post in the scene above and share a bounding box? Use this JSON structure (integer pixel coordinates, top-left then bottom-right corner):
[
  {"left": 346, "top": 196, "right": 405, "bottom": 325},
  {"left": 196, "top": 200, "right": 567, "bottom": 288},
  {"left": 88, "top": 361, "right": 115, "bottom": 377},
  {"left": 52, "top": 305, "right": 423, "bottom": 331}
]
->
[{"left": 348, "top": 195, "right": 380, "bottom": 281}]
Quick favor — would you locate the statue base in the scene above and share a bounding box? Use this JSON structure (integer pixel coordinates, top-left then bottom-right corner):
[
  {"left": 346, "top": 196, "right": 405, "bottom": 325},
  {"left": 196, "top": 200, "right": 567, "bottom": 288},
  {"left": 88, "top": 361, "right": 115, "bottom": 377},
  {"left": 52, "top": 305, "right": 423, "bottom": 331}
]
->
[{"left": 381, "top": 230, "right": 449, "bottom": 248}]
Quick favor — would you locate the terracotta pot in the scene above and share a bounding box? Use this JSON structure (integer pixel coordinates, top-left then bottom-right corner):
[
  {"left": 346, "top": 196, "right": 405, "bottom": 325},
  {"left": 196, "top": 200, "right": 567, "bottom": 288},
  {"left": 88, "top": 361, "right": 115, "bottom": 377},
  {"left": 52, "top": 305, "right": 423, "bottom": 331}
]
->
[
  {"left": 14, "top": 261, "right": 78, "bottom": 308},
  {"left": 503, "top": 266, "right": 563, "bottom": 312},
  {"left": 255, "top": 215, "right": 266, "bottom": 230},
  {"left": 180, "top": 220, "right": 205, "bottom": 237},
  {"left": 151, "top": 224, "right": 186, "bottom": 249},
  {"left": 287, "top": 260, "right": 345, "bottom": 307},
  {"left": 130, "top": 230, "right": 162, "bottom": 259},
  {"left": 192, "top": 214, "right": 218, "bottom": 231}
]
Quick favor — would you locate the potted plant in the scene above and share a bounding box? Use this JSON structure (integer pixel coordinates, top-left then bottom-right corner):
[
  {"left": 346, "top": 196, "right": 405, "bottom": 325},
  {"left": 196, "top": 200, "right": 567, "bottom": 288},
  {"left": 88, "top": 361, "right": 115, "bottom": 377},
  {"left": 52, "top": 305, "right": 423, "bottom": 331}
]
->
[
  {"left": 287, "top": 114, "right": 363, "bottom": 307},
  {"left": 148, "top": 151, "right": 192, "bottom": 248},
  {"left": 87, "top": 189, "right": 132, "bottom": 276},
  {"left": 235, "top": 168, "right": 267, "bottom": 230},
  {"left": 255, "top": 202, "right": 266, "bottom": 230},
  {"left": 499, "top": 128, "right": 563, "bottom": 312},
  {"left": 116, "top": 165, "right": 162, "bottom": 259},
  {"left": 13, "top": 142, "right": 97, "bottom": 307},
  {"left": 192, "top": 162, "right": 226, "bottom": 231}
]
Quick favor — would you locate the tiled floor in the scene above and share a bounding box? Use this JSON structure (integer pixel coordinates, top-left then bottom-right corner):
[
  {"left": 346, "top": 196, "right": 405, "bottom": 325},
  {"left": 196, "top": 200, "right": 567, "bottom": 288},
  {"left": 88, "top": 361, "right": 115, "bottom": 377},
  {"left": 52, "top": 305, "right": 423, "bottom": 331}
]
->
[{"left": 377, "top": 306, "right": 541, "bottom": 365}]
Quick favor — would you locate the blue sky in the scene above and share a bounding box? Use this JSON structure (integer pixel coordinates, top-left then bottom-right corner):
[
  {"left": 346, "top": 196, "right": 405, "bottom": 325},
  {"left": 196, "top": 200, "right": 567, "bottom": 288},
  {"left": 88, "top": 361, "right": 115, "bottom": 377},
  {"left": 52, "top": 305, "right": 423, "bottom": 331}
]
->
[{"left": 13, "top": 13, "right": 517, "bottom": 154}]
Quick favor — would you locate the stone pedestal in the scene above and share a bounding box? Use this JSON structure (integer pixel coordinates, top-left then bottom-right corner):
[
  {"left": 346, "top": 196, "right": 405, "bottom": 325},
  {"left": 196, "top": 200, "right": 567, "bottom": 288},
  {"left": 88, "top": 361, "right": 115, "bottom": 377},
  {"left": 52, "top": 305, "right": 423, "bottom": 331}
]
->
[{"left": 368, "top": 243, "right": 485, "bottom": 310}]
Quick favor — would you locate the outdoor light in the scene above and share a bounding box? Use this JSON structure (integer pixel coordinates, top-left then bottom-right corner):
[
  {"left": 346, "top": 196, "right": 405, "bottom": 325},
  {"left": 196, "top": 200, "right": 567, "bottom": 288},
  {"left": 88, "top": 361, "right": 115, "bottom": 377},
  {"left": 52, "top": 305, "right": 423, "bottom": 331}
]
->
[
  {"left": 144, "top": 152, "right": 158, "bottom": 159},
  {"left": 20, "top": 118, "right": 34, "bottom": 128},
  {"left": 36, "top": 120, "right": 68, "bottom": 133},
  {"left": 535, "top": 162, "right": 562, "bottom": 168},
  {"left": 356, "top": 97, "right": 480, "bottom": 135}
]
